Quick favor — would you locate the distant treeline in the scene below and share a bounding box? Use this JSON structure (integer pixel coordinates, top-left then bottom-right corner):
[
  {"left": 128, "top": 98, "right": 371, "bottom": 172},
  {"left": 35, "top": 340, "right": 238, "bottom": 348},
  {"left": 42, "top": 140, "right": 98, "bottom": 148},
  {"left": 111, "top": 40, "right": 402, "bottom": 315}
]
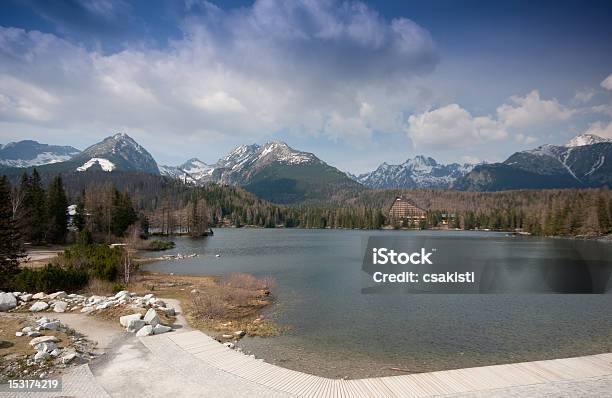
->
[
  {"left": 3, "top": 170, "right": 612, "bottom": 239},
  {"left": 348, "top": 189, "right": 612, "bottom": 236}
]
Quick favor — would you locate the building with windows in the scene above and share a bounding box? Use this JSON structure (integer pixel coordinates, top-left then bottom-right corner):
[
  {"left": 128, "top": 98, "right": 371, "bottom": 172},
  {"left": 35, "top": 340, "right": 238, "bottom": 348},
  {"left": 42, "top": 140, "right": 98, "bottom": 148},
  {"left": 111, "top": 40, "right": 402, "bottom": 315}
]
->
[{"left": 388, "top": 196, "right": 427, "bottom": 223}]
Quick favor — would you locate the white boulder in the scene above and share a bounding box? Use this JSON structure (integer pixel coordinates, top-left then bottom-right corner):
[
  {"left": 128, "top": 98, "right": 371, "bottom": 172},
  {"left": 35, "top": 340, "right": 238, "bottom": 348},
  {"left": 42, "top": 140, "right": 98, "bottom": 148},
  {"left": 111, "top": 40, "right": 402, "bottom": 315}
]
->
[
  {"left": 88, "top": 295, "right": 105, "bottom": 305},
  {"left": 30, "top": 301, "right": 49, "bottom": 312},
  {"left": 0, "top": 292, "right": 17, "bottom": 311},
  {"left": 47, "top": 291, "right": 67, "bottom": 299},
  {"left": 136, "top": 325, "right": 154, "bottom": 337},
  {"left": 40, "top": 321, "right": 60, "bottom": 330},
  {"left": 32, "top": 292, "right": 46, "bottom": 300},
  {"left": 35, "top": 341, "right": 57, "bottom": 353},
  {"left": 15, "top": 332, "right": 24, "bottom": 337},
  {"left": 95, "top": 301, "right": 113, "bottom": 310},
  {"left": 20, "top": 293, "right": 33, "bottom": 302},
  {"left": 29, "top": 335, "right": 59, "bottom": 346},
  {"left": 119, "top": 313, "right": 142, "bottom": 327},
  {"left": 53, "top": 301, "right": 68, "bottom": 313},
  {"left": 114, "top": 290, "right": 130, "bottom": 299},
  {"left": 143, "top": 308, "right": 160, "bottom": 326},
  {"left": 62, "top": 353, "right": 77, "bottom": 364},
  {"left": 34, "top": 351, "right": 49, "bottom": 362},
  {"left": 80, "top": 306, "right": 94, "bottom": 313},
  {"left": 152, "top": 324, "right": 172, "bottom": 335},
  {"left": 158, "top": 307, "right": 175, "bottom": 316},
  {"left": 126, "top": 319, "right": 146, "bottom": 333}
]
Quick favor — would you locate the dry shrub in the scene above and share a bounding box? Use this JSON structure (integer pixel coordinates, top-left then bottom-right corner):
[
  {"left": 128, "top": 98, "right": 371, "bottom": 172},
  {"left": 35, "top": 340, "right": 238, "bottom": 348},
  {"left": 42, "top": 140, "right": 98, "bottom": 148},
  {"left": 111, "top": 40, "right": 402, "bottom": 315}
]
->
[
  {"left": 192, "top": 291, "right": 226, "bottom": 320},
  {"left": 190, "top": 273, "right": 276, "bottom": 324},
  {"left": 85, "top": 278, "right": 115, "bottom": 296},
  {"left": 222, "top": 273, "right": 276, "bottom": 290},
  {"left": 222, "top": 287, "right": 252, "bottom": 307}
]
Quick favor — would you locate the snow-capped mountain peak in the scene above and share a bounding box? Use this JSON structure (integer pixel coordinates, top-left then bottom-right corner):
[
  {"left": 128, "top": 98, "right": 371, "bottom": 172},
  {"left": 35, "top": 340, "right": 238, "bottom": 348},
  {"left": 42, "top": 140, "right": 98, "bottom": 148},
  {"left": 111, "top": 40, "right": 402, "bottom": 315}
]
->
[
  {"left": 161, "top": 141, "right": 325, "bottom": 186},
  {"left": 566, "top": 133, "right": 611, "bottom": 148},
  {"left": 355, "top": 155, "right": 474, "bottom": 189},
  {"left": 77, "top": 133, "right": 159, "bottom": 174},
  {"left": 179, "top": 158, "right": 214, "bottom": 177},
  {"left": 0, "top": 140, "right": 81, "bottom": 167},
  {"left": 257, "top": 141, "right": 319, "bottom": 165}
]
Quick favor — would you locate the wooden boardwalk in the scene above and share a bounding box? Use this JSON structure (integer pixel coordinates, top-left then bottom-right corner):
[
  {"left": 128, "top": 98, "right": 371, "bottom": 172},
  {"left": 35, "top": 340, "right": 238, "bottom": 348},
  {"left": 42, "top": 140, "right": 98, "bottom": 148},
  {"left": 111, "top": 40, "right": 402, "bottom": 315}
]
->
[{"left": 163, "top": 330, "right": 612, "bottom": 397}]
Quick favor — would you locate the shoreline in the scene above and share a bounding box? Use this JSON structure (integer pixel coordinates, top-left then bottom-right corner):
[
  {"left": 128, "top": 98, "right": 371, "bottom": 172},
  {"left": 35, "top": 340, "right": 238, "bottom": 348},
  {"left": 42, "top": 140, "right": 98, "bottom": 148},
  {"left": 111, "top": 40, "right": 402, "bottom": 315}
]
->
[{"left": 11, "top": 230, "right": 612, "bottom": 380}]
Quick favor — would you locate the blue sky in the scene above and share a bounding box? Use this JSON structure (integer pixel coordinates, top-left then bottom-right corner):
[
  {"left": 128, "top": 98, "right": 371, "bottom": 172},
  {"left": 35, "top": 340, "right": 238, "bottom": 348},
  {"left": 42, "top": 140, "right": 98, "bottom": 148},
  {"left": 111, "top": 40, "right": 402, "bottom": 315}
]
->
[{"left": 1, "top": 0, "right": 611, "bottom": 173}]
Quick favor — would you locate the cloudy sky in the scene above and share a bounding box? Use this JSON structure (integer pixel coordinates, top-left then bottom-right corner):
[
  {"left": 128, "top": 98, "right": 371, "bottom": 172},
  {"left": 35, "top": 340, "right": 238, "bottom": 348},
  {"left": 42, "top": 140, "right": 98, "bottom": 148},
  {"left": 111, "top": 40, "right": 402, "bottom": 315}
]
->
[{"left": 1, "top": 0, "right": 611, "bottom": 173}]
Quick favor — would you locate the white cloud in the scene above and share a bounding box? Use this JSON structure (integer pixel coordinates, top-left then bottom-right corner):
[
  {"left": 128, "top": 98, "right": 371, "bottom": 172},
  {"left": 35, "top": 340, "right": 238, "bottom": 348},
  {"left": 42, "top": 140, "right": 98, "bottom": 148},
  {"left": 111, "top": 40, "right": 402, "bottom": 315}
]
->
[
  {"left": 194, "top": 92, "right": 247, "bottom": 114},
  {"left": 0, "top": 1, "right": 438, "bottom": 157},
  {"left": 590, "top": 104, "right": 612, "bottom": 117},
  {"left": 405, "top": 104, "right": 507, "bottom": 149},
  {"left": 0, "top": 75, "right": 58, "bottom": 122},
  {"left": 405, "top": 90, "right": 584, "bottom": 150},
  {"left": 496, "top": 90, "right": 573, "bottom": 129},
  {"left": 585, "top": 121, "right": 612, "bottom": 139},
  {"left": 514, "top": 133, "right": 538, "bottom": 145},
  {"left": 572, "top": 88, "right": 595, "bottom": 104},
  {"left": 601, "top": 74, "right": 612, "bottom": 91}
]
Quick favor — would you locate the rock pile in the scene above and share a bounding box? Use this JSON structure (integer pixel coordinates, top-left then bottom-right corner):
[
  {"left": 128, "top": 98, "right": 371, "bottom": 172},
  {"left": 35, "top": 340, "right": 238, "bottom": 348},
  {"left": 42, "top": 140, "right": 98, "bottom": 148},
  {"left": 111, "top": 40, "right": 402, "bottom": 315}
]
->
[
  {"left": 119, "top": 308, "right": 172, "bottom": 336},
  {"left": 7, "top": 316, "right": 98, "bottom": 379},
  {"left": 1, "top": 290, "right": 176, "bottom": 318}
]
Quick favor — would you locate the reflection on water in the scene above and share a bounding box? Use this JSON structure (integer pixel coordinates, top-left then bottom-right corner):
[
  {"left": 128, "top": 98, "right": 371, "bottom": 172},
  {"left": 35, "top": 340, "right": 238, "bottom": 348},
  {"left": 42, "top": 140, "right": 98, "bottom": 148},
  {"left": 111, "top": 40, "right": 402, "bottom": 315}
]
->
[{"left": 143, "top": 229, "right": 612, "bottom": 378}]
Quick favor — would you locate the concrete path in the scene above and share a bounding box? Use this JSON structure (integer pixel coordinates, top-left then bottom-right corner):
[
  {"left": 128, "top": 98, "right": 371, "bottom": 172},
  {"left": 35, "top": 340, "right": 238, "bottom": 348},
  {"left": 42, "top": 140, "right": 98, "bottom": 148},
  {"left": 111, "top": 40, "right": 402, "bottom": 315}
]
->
[{"left": 3, "top": 298, "right": 611, "bottom": 398}]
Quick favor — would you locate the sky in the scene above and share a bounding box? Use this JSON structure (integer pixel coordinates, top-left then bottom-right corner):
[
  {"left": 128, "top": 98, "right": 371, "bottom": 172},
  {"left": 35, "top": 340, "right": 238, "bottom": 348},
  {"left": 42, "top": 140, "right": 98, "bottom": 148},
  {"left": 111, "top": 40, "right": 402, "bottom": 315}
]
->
[{"left": 0, "top": 0, "right": 611, "bottom": 174}]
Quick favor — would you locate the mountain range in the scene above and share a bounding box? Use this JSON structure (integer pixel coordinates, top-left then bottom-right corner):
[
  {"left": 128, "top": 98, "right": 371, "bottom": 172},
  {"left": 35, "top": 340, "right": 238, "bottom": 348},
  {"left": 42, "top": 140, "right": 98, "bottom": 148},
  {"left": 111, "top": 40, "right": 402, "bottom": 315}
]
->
[
  {"left": 352, "top": 156, "right": 474, "bottom": 189},
  {"left": 1, "top": 132, "right": 610, "bottom": 203},
  {"left": 0, "top": 140, "right": 80, "bottom": 167},
  {"left": 453, "top": 133, "right": 612, "bottom": 190},
  {"left": 159, "top": 142, "right": 361, "bottom": 203}
]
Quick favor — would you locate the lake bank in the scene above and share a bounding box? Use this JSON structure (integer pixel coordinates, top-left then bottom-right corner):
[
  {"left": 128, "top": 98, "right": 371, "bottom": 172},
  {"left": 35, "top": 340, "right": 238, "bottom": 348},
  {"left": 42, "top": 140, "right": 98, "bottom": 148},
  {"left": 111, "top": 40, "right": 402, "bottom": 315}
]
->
[{"left": 142, "top": 229, "right": 612, "bottom": 379}]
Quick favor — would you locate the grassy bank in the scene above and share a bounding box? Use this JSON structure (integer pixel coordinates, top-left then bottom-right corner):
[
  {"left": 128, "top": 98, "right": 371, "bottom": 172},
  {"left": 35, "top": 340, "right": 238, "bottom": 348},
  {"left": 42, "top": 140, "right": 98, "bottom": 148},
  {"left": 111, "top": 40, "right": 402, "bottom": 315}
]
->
[{"left": 127, "top": 271, "right": 281, "bottom": 339}]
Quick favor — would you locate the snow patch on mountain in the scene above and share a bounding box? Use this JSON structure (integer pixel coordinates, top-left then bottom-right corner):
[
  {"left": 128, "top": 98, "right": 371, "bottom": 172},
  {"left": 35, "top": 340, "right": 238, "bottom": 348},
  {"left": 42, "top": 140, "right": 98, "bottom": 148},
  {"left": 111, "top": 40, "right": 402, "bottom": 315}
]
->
[
  {"left": 0, "top": 140, "right": 81, "bottom": 167},
  {"left": 566, "top": 133, "right": 611, "bottom": 148},
  {"left": 0, "top": 152, "right": 76, "bottom": 167},
  {"left": 76, "top": 158, "right": 116, "bottom": 172},
  {"left": 257, "top": 142, "right": 318, "bottom": 165},
  {"left": 180, "top": 158, "right": 214, "bottom": 176}
]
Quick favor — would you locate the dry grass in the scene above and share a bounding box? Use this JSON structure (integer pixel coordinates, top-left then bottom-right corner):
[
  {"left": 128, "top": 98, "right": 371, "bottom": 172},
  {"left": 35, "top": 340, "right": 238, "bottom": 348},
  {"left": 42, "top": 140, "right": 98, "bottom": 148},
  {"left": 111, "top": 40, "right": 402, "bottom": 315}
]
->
[
  {"left": 85, "top": 278, "right": 115, "bottom": 296},
  {"left": 127, "top": 271, "right": 281, "bottom": 338},
  {"left": 222, "top": 273, "right": 276, "bottom": 291},
  {"left": 0, "top": 313, "right": 72, "bottom": 358}
]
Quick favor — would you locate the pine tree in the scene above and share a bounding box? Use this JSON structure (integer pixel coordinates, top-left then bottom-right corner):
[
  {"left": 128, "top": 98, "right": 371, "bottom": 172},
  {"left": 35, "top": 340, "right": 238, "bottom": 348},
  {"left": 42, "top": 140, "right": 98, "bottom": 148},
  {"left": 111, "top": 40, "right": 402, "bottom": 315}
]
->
[
  {"left": 0, "top": 176, "right": 24, "bottom": 290},
  {"left": 111, "top": 189, "right": 137, "bottom": 237},
  {"left": 46, "top": 175, "right": 69, "bottom": 243},
  {"left": 18, "top": 169, "right": 47, "bottom": 244}
]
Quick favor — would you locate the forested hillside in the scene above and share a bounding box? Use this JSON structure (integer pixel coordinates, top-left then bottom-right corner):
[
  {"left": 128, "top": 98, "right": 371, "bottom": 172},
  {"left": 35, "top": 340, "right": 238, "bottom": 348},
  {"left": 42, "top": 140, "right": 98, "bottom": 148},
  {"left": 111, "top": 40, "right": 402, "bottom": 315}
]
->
[
  {"left": 3, "top": 168, "right": 611, "bottom": 238},
  {"left": 347, "top": 188, "right": 612, "bottom": 236}
]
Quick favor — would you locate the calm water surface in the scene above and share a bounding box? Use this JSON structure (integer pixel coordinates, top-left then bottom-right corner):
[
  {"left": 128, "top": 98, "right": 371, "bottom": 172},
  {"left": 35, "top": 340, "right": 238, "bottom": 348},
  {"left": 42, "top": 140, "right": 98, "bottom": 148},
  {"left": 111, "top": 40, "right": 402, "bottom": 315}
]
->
[{"left": 144, "top": 229, "right": 612, "bottom": 378}]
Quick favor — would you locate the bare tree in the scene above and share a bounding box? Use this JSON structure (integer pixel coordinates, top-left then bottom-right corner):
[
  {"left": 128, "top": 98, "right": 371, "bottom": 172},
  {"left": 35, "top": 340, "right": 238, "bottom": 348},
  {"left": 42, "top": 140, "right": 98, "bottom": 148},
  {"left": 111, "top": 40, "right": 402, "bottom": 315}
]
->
[{"left": 10, "top": 184, "right": 24, "bottom": 220}]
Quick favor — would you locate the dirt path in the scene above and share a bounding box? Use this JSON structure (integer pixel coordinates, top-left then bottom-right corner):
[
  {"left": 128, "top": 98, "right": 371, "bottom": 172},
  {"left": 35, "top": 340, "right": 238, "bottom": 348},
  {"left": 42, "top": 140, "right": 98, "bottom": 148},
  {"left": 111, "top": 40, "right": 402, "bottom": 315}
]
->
[{"left": 51, "top": 313, "right": 125, "bottom": 355}]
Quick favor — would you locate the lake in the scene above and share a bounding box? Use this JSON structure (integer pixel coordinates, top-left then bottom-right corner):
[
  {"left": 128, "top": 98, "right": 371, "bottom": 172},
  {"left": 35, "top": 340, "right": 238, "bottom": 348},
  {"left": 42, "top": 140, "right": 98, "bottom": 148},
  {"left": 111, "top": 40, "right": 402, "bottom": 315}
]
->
[{"left": 143, "top": 229, "right": 612, "bottom": 378}]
